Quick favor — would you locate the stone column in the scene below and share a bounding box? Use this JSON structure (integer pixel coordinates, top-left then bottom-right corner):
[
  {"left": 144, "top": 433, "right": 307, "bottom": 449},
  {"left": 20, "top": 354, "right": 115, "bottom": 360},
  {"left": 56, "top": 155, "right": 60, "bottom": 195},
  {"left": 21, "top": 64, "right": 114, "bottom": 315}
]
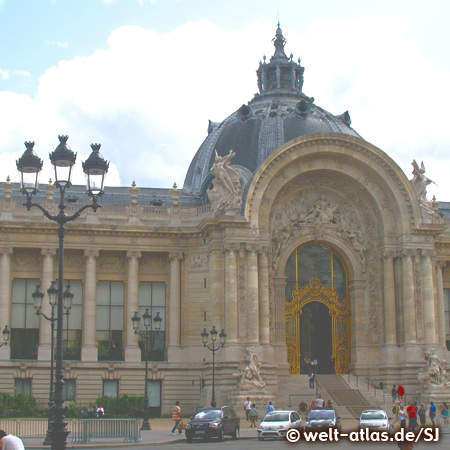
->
[
  {"left": 0, "top": 247, "right": 13, "bottom": 360},
  {"left": 273, "top": 277, "right": 287, "bottom": 344},
  {"left": 401, "top": 249, "right": 416, "bottom": 344},
  {"left": 383, "top": 251, "right": 397, "bottom": 345},
  {"left": 168, "top": 252, "right": 183, "bottom": 348},
  {"left": 259, "top": 247, "right": 270, "bottom": 345},
  {"left": 349, "top": 279, "right": 367, "bottom": 369},
  {"left": 38, "top": 248, "right": 56, "bottom": 361},
  {"left": 223, "top": 243, "right": 239, "bottom": 343},
  {"left": 422, "top": 250, "right": 436, "bottom": 345},
  {"left": 82, "top": 249, "right": 99, "bottom": 361},
  {"left": 246, "top": 244, "right": 260, "bottom": 344},
  {"left": 435, "top": 260, "right": 446, "bottom": 347},
  {"left": 124, "top": 251, "right": 141, "bottom": 362}
]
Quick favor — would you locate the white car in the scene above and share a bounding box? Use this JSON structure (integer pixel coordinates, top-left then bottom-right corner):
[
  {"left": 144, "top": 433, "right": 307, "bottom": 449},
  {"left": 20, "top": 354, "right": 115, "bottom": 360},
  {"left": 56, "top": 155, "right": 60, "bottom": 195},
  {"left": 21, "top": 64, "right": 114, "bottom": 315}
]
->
[
  {"left": 257, "top": 410, "right": 302, "bottom": 440},
  {"left": 359, "top": 409, "right": 390, "bottom": 432}
]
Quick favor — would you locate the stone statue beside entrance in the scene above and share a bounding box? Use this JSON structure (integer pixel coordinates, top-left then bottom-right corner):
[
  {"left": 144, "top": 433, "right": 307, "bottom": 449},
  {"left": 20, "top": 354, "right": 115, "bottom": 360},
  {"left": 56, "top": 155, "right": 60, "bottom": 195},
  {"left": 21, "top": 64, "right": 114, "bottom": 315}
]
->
[
  {"left": 207, "top": 150, "right": 245, "bottom": 215},
  {"left": 233, "top": 348, "right": 266, "bottom": 390},
  {"left": 418, "top": 347, "right": 450, "bottom": 389}
]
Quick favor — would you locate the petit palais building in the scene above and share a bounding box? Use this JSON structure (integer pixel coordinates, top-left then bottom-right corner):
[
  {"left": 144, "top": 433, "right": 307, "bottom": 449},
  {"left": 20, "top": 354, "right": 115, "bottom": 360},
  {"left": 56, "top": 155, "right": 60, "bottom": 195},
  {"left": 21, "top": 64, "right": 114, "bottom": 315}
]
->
[{"left": 1, "top": 26, "right": 450, "bottom": 417}]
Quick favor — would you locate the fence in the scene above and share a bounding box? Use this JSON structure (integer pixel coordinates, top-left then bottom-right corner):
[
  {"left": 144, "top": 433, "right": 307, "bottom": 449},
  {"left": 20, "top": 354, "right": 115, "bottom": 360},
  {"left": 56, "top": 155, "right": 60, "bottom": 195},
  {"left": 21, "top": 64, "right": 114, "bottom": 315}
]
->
[{"left": 0, "top": 418, "right": 141, "bottom": 442}]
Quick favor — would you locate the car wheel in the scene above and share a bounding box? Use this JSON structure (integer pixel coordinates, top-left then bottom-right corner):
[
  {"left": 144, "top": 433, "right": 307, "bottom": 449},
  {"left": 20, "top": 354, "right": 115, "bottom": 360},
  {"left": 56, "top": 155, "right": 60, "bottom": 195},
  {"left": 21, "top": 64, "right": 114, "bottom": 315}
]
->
[
  {"left": 217, "top": 428, "right": 224, "bottom": 442},
  {"left": 232, "top": 426, "right": 240, "bottom": 439}
]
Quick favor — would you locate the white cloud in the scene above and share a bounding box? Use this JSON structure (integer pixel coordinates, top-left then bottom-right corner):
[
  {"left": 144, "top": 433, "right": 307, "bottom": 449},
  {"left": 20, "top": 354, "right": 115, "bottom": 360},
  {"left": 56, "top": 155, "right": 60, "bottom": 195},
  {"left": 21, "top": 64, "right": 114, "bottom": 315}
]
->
[
  {"left": 0, "top": 69, "right": 9, "bottom": 80},
  {"left": 44, "top": 39, "right": 69, "bottom": 48},
  {"left": 0, "top": 18, "right": 449, "bottom": 202}
]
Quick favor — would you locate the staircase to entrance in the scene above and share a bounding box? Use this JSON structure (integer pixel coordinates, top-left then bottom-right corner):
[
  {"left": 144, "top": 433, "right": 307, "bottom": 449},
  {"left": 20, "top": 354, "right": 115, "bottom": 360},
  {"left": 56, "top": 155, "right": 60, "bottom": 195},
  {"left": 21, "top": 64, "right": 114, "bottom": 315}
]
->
[{"left": 277, "top": 374, "right": 393, "bottom": 420}]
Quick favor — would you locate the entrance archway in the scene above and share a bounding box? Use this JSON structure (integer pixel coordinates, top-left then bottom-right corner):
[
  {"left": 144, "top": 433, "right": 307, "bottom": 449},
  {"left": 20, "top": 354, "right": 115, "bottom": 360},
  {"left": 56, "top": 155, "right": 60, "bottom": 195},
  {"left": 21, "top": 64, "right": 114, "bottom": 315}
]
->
[{"left": 285, "top": 245, "right": 350, "bottom": 375}]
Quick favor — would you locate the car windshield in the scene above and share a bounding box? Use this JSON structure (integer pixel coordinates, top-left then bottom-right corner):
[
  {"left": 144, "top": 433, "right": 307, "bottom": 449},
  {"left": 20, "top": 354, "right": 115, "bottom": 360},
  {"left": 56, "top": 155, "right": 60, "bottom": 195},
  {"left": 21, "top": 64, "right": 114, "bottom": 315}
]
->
[
  {"left": 361, "top": 412, "right": 386, "bottom": 420},
  {"left": 263, "top": 413, "right": 289, "bottom": 422},
  {"left": 308, "top": 410, "right": 335, "bottom": 420},
  {"left": 194, "top": 410, "right": 221, "bottom": 420}
]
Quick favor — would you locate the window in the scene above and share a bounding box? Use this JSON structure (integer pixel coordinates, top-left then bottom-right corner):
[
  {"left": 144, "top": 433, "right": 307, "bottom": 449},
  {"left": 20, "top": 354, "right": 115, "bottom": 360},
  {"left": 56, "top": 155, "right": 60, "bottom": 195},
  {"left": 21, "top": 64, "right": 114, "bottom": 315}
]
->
[
  {"left": 11, "top": 279, "right": 40, "bottom": 360},
  {"left": 445, "top": 289, "right": 450, "bottom": 350},
  {"left": 103, "top": 380, "right": 118, "bottom": 398},
  {"left": 97, "top": 281, "right": 124, "bottom": 361},
  {"left": 63, "top": 379, "right": 76, "bottom": 402},
  {"left": 64, "top": 280, "right": 82, "bottom": 361},
  {"left": 15, "top": 379, "right": 31, "bottom": 396},
  {"left": 138, "top": 282, "right": 166, "bottom": 361}
]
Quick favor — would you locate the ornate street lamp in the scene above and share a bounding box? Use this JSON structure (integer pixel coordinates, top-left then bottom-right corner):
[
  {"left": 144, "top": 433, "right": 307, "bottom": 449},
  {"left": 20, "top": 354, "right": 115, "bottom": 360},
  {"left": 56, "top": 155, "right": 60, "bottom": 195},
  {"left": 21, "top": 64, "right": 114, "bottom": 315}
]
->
[
  {"left": 132, "top": 309, "right": 162, "bottom": 431},
  {"left": 17, "top": 136, "right": 109, "bottom": 450},
  {"left": 201, "top": 326, "right": 226, "bottom": 408},
  {"left": 62, "top": 284, "right": 73, "bottom": 359},
  {"left": 33, "top": 283, "right": 57, "bottom": 445},
  {"left": 0, "top": 325, "right": 10, "bottom": 348}
]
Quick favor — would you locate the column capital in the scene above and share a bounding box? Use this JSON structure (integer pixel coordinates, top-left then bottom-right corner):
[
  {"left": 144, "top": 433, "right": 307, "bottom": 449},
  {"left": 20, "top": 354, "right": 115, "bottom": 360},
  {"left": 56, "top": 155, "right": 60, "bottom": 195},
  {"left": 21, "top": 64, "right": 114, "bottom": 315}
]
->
[
  {"left": 41, "top": 247, "right": 57, "bottom": 257},
  {"left": 84, "top": 249, "right": 99, "bottom": 258},
  {"left": 169, "top": 252, "right": 184, "bottom": 262},
  {"left": 421, "top": 249, "right": 436, "bottom": 259},
  {"left": 223, "top": 242, "right": 240, "bottom": 254},
  {"left": 245, "top": 243, "right": 262, "bottom": 254},
  {"left": 126, "top": 250, "right": 142, "bottom": 260},
  {"left": 0, "top": 247, "right": 13, "bottom": 256},
  {"left": 435, "top": 259, "right": 448, "bottom": 269},
  {"left": 400, "top": 248, "right": 415, "bottom": 259},
  {"left": 382, "top": 250, "right": 396, "bottom": 260}
]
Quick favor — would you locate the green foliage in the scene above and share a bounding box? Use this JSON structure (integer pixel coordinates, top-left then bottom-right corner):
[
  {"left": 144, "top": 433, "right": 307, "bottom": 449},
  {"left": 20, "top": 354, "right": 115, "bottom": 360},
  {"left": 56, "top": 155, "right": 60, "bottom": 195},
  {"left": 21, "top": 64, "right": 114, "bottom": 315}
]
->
[
  {"left": 95, "top": 395, "right": 145, "bottom": 418},
  {"left": 66, "top": 401, "right": 83, "bottom": 418},
  {"left": 0, "top": 392, "right": 42, "bottom": 417}
]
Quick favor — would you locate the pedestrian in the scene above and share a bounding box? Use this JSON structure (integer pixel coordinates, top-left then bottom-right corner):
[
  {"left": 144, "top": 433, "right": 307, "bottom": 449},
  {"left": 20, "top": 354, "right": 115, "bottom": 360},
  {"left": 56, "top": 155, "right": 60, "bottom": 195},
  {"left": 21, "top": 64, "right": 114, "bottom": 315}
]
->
[
  {"left": 429, "top": 401, "right": 437, "bottom": 427},
  {"left": 399, "top": 406, "right": 406, "bottom": 429},
  {"left": 391, "top": 385, "right": 397, "bottom": 404},
  {"left": 309, "top": 399, "right": 317, "bottom": 411},
  {"left": 309, "top": 372, "right": 315, "bottom": 389},
  {"left": 397, "top": 385, "right": 405, "bottom": 403},
  {"left": 249, "top": 403, "right": 259, "bottom": 428},
  {"left": 244, "top": 397, "right": 252, "bottom": 422},
  {"left": 441, "top": 403, "right": 449, "bottom": 425},
  {"left": 326, "top": 400, "right": 333, "bottom": 409},
  {"left": 397, "top": 440, "right": 415, "bottom": 450},
  {"left": 418, "top": 404, "right": 426, "bottom": 427},
  {"left": 0, "top": 430, "right": 25, "bottom": 450},
  {"left": 406, "top": 402, "right": 417, "bottom": 431},
  {"left": 391, "top": 401, "right": 401, "bottom": 428},
  {"left": 316, "top": 394, "right": 324, "bottom": 409},
  {"left": 96, "top": 404, "right": 104, "bottom": 417},
  {"left": 330, "top": 355, "right": 336, "bottom": 374},
  {"left": 298, "top": 401, "right": 307, "bottom": 416},
  {"left": 171, "top": 401, "right": 183, "bottom": 435},
  {"left": 267, "top": 401, "right": 274, "bottom": 413}
]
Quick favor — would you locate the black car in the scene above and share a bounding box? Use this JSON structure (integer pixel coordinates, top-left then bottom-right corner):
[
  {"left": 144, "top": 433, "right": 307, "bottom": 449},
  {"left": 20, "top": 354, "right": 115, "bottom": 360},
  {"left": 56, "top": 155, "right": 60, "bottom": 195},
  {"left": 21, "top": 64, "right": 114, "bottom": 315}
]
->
[
  {"left": 185, "top": 406, "right": 240, "bottom": 442},
  {"left": 304, "top": 408, "right": 342, "bottom": 431}
]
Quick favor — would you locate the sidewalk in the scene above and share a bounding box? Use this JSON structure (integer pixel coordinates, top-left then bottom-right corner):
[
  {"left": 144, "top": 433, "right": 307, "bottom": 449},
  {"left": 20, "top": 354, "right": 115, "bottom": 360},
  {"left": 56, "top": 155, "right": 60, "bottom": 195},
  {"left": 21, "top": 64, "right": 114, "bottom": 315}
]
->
[{"left": 21, "top": 418, "right": 257, "bottom": 449}]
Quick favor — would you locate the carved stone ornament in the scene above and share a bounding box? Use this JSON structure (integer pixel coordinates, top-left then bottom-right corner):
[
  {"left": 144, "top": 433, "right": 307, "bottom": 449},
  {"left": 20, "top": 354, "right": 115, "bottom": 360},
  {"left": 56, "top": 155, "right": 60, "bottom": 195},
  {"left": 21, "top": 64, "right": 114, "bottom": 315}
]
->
[
  {"left": 233, "top": 348, "right": 266, "bottom": 390},
  {"left": 190, "top": 254, "right": 209, "bottom": 269},
  {"left": 418, "top": 347, "right": 450, "bottom": 389},
  {"left": 207, "top": 149, "right": 246, "bottom": 215}
]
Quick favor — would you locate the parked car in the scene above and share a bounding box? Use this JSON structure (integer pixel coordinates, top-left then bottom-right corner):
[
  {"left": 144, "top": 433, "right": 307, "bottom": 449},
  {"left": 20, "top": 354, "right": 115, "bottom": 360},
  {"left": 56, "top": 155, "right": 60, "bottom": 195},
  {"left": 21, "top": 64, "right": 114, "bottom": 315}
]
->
[
  {"left": 359, "top": 409, "right": 390, "bottom": 432},
  {"left": 304, "top": 408, "right": 341, "bottom": 431},
  {"left": 257, "top": 410, "right": 302, "bottom": 440},
  {"left": 185, "top": 406, "right": 240, "bottom": 442}
]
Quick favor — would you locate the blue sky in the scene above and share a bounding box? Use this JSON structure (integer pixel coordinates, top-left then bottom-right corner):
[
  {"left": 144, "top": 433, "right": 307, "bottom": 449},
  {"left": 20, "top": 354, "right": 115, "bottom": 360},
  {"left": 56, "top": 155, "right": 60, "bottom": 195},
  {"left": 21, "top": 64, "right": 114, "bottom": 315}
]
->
[{"left": 1, "top": 0, "right": 449, "bottom": 200}]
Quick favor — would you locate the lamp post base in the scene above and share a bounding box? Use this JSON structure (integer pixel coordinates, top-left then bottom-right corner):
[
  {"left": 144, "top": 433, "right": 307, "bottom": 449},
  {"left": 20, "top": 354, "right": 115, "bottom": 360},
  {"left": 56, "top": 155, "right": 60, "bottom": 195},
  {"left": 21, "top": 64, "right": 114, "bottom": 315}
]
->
[{"left": 141, "top": 420, "right": 152, "bottom": 431}]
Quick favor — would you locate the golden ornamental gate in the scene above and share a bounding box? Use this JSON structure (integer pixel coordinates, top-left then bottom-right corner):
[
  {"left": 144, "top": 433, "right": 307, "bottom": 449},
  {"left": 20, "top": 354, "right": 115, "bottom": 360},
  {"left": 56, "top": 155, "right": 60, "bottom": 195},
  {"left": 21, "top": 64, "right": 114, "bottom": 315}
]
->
[{"left": 286, "top": 277, "right": 350, "bottom": 375}]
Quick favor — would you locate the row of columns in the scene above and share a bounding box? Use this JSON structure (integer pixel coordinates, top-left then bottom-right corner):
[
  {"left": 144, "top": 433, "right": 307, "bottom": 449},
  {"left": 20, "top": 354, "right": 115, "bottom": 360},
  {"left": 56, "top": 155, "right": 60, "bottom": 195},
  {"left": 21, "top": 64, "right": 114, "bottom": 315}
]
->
[
  {"left": 0, "top": 247, "right": 184, "bottom": 362},
  {"left": 222, "top": 243, "right": 270, "bottom": 346},
  {"left": 383, "top": 248, "right": 447, "bottom": 347}
]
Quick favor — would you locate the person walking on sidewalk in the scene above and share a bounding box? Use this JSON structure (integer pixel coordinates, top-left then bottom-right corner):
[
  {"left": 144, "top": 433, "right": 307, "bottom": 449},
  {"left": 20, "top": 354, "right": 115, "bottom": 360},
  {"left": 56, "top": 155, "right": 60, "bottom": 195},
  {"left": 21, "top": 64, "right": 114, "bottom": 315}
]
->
[
  {"left": 249, "top": 403, "right": 259, "bottom": 428},
  {"left": 0, "top": 430, "right": 25, "bottom": 450},
  {"left": 171, "top": 401, "right": 183, "bottom": 435},
  {"left": 244, "top": 397, "right": 252, "bottom": 422}
]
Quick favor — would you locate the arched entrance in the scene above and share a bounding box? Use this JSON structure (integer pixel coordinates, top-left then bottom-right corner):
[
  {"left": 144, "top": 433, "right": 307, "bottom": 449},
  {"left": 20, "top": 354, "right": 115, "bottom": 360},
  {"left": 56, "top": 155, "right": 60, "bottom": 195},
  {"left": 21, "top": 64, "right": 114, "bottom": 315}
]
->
[{"left": 285, "top": 245, "right": 350, "bottom": 375}]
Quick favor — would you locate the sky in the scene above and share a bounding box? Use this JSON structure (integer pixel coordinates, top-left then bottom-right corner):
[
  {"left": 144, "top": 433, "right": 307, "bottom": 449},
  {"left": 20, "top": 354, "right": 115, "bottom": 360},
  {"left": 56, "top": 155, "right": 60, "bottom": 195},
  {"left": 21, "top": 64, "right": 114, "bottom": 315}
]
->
[{"left": 0, "top": 0, "right": 449, "bottom": 202}]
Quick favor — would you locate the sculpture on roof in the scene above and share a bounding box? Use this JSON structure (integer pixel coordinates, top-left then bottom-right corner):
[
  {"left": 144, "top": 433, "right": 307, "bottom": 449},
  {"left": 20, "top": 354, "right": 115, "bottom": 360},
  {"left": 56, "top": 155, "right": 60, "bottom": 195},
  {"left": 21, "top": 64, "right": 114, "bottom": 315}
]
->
[
  {"left": 410, "top": 160, "right": 441, "bottom": 224},
  {"left": 207, "top": 150, "right": 245, "bottom": 215}
]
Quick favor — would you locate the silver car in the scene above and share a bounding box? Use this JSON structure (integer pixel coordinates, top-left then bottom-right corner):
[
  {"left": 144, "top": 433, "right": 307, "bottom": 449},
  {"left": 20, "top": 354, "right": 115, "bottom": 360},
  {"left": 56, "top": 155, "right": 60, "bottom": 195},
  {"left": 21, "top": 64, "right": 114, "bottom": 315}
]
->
[
  {"left": 257, "top": 410, "right": 302, "bottom": 440},
  {"left": 359, "top": 409, "right": 390, "bottom": 432}
]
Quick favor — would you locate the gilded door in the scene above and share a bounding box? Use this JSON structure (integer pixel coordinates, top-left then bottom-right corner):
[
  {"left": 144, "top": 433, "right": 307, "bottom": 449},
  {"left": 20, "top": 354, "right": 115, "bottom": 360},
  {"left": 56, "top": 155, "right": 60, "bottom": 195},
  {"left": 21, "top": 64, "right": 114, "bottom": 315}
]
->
[{"left": 285, "top": 246, "right": 350, "bottom": 375}]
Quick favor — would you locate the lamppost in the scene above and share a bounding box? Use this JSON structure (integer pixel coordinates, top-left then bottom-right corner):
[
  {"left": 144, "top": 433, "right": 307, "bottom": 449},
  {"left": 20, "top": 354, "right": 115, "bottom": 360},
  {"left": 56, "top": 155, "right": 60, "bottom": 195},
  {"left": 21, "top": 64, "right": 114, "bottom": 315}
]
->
[
  {"left": 0, "top": 325, "right": 10, "bottom": 348},
  {"left": 131, "top": 309, "right": 162, "bottom": 431},
  {"left": 63, "top": 284, "right": 73, "bottom": 359},
  {"left": 201, "top": 326, "right": 226, "bottom": 408},
  {"left": 17, "top": 135, "right": 109, "bottom": 450}
]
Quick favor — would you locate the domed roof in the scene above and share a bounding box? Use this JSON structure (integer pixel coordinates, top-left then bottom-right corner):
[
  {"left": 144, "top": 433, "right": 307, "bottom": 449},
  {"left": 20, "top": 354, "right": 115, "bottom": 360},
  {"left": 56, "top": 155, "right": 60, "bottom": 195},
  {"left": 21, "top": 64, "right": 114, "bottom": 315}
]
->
[{"left": 183, "top": 24, "right": 361, "bottom": 198}]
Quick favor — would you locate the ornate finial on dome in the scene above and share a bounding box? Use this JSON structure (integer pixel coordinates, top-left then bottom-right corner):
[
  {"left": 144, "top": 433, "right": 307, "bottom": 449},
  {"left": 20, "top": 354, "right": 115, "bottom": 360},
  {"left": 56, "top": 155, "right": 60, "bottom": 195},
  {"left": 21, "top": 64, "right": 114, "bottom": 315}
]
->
[{"left": 272, "top": 22, "right": 287, "bottom": 60}]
